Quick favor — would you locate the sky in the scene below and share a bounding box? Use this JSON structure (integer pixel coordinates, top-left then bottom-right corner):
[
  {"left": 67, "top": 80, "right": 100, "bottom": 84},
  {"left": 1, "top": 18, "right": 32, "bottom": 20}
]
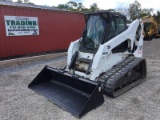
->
[{"left": 12, "top": 0, "right": 160, "bottom": 11}]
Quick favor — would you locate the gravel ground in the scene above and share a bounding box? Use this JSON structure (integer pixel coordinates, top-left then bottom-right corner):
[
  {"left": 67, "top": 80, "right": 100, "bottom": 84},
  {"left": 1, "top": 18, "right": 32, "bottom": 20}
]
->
[{"left": 0, "top": 39, "right": 160, "bottom": 120}]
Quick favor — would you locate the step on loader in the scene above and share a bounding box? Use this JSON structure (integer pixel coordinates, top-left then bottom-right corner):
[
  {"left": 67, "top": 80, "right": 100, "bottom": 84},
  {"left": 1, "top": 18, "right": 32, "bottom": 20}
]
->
[{"left": 28, "top": 11, "right": 147, "bottom": 118}]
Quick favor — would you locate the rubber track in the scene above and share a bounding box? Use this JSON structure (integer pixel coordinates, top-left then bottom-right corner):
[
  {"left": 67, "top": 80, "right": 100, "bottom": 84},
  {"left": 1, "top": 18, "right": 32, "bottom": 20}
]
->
[{"left": 99, "top": 56, "right": 146, "bottom": 97}]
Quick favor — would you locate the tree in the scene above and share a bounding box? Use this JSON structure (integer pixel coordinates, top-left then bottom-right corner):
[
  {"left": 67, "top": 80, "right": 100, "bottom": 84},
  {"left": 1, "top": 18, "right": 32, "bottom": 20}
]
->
[
  {"left": 66, "top": 1, "right": 87, "bottom": 12},
  {"left": 153, "top": 11, "right": 160, "bottom": 24},
  {"left": 57, "top": 1, "right": 100, "bottom": 13},
  {"left": 67, "top": 1, "right": 77, "bottom": 8},
  {"left": 128, "top": 0, "right": 141, "bottom": 21},
  {"left": 90, "top": 3, "right": 99, "bottom": 12},
  {"left": 66, "top": 1, "right": 77, "bottom": 11},
  {"left": 17, "top": 0, "right": 23, "bottom": 3},
  {"left": 57, "top": 4, "right": 70, "bottom": 10},
  {"left": 139, "top": 8, "right": 153, "bottom": 17},
  {"left": 77, "top": 3, "right": 84, "bottom": 11}
]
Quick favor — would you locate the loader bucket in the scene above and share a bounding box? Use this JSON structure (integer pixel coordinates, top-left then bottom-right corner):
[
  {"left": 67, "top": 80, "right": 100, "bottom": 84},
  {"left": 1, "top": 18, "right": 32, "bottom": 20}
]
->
[{"left": 28, "top": 66, "right": 104, "bottom": 118}]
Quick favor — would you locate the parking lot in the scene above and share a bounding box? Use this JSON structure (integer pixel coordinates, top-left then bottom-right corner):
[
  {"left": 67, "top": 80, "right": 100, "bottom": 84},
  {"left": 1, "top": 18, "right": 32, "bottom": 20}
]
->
[{"left": 0, "top": 39, "right": 160, "bottom": 120}]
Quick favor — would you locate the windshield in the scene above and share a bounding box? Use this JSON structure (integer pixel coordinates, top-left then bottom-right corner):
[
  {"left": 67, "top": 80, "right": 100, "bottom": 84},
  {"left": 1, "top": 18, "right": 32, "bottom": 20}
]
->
[{"left": 82, "top": 15, "right": 107, "bottom": 49}]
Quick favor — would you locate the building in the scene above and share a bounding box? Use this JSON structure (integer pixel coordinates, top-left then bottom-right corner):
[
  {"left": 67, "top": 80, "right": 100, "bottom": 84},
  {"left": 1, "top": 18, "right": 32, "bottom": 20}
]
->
[{"left": 0, "top": 1, "right": 85, "bottom": 59}]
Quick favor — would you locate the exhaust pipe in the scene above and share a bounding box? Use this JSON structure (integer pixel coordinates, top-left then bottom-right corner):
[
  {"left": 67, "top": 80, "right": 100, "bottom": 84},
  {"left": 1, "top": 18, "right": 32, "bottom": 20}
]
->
[{"left": 28, "top": 66, "right": 104, "bottom": 118}]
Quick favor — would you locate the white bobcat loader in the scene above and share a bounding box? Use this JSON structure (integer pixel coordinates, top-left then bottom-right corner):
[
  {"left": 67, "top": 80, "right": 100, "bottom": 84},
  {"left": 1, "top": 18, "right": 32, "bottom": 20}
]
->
[{"left": 28, "top": 12, "right": 147, "bottom": 118}]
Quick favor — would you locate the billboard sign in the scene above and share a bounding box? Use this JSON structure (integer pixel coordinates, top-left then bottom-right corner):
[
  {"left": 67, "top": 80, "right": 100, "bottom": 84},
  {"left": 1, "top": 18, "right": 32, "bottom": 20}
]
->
[{"left": 4, "top": 16, "right": 39, "bottom": 36}]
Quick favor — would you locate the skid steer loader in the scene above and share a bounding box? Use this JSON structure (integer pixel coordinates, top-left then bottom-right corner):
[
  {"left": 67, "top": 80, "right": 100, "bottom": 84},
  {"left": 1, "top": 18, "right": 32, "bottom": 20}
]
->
[
  {"left": 28, "top": 11, "right": 147, "bottom": 118},
  {"left": 142, "top": 16, "right": 160, "bottom": 40}
]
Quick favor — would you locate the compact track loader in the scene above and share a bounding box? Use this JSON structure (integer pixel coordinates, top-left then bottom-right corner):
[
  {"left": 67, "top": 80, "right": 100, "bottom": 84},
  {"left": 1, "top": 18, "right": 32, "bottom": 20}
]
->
[{"left": 28, "top": 11, "right": 147, "bottom": 118}]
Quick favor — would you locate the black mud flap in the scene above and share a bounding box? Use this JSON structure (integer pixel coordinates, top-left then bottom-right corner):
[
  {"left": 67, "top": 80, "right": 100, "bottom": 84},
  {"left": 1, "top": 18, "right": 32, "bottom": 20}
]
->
[{"left": 28, "top": 66, "right": 104, "bottom": 118}]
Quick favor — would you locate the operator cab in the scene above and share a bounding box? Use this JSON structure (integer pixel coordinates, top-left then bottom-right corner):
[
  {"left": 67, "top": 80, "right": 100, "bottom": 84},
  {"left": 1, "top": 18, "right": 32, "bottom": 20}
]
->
[
  {"left": 71, "top": 12, "right": 128, "bottom": 74},
  {"left": 80, "top": 11, "right": 127, "bottom": 52}
]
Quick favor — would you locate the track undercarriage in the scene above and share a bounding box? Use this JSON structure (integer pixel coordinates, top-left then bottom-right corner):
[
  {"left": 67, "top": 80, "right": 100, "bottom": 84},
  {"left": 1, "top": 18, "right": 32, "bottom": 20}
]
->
[{"left": 99, "top": 56, "right": 147, "bottom": 97}]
